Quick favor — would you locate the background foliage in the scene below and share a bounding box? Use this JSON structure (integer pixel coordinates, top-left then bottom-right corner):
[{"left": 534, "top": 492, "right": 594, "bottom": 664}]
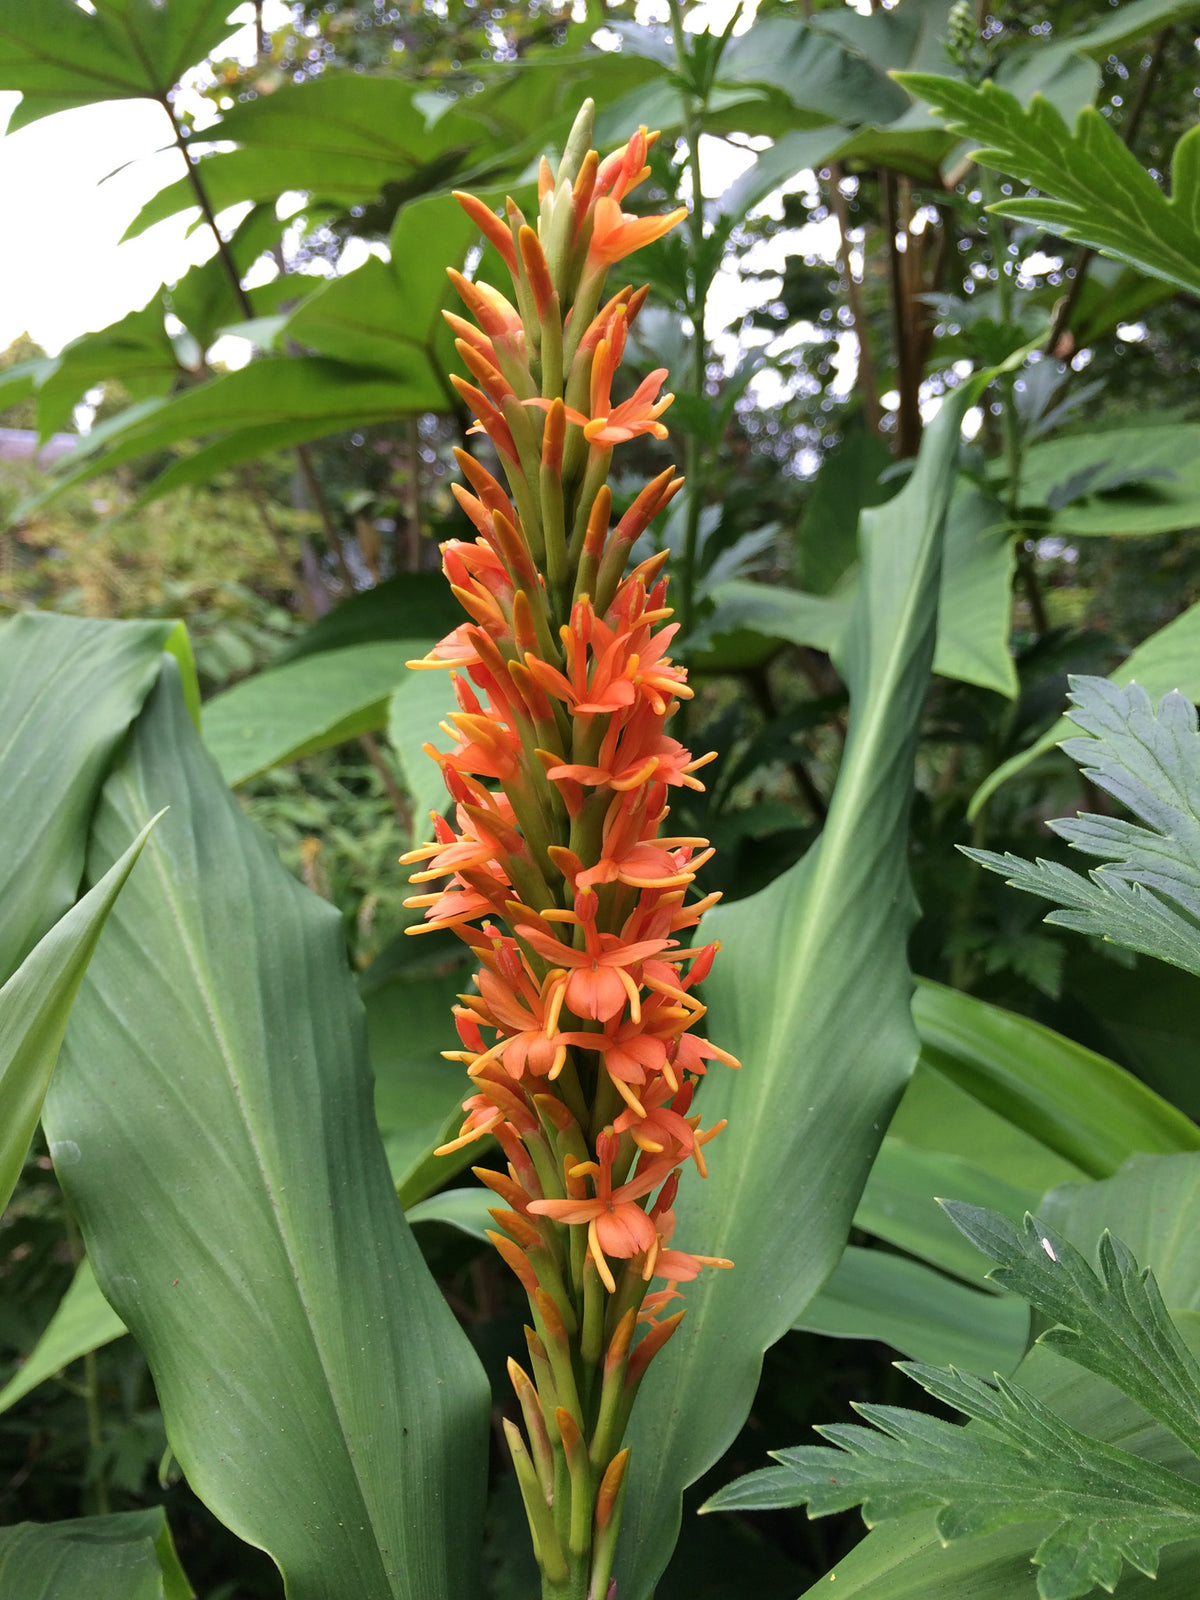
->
[{"left": 3, "top": 1, "right": 1200, "bottom": 1596}]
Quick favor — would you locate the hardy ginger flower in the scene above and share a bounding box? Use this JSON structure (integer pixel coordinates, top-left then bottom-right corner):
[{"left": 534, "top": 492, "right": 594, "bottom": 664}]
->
[{"left": 402, "top": 100, "right": 738, "bottom": 1599}]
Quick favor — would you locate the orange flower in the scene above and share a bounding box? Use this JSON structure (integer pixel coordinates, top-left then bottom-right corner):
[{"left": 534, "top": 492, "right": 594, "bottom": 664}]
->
[
  {"left": 589, "top": 194, "right": 688, "bottom": 267},
  {"left": 528, "top": 1132, "right": 676, "bottom": 1290}
]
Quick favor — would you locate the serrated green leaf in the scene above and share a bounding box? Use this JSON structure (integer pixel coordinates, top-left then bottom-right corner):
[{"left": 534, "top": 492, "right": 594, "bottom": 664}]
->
[
  {"left": 706, "top": 1357, "right": 1200, "bottom": 1600},
  {"left": 970, "top": 602, "right": 1200, "bottom": 817},
  {"left": 0, "top": 1508, "right": 192, "bottom": 1600},
  {"left": 966, "top": 678, "right": 1200, "bottom": 974},
  {"left": 792, "top": 1166, "right": 1200, "bottom": 1597},
  {"left": 0, "top": 1257, "right": 126, "bottom": 1415},
  {"left": 897, "top": 73, "right": 1200, "bottom": 297},
  {"left": 944, "top": 1203, "right": 1200, "bottom": 1461}
]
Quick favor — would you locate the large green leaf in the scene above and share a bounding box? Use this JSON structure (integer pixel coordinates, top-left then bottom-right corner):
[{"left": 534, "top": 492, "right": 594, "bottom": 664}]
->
[
  {"left": 43, "top": 662, "right": 490, "bottom": 1600},
  {"left": 0, "top": 0, "right": 239, "bottom": 130},
  {"left": 388, "top": 670, "right": 459, "bottom": 846},
  {"left": 796, "top": 1245, "right": 1029, "bottom": 1376},
  {"left": 280, "top": 196, "right": 477, "bottom": 386},
  {"left": 281, "top": 574, "right": 460, "bottom": 664},
  {"left": 121, "top": 73, "right": 486, "bottom": 238},
  {"left": 935, "top": 484, "right": 1017, "bottom": 698},
  {"left": 913, "top": 980, "right": 1200, "bottom": 1180},
  {"left": 0, "top": 1257, "right": 126, "bottom": 1415},
  {"left": 969, "top": 596, "right": 1200, "bottom": 817},
  {"left": 795, "top": 427, "right": 892, "bottom": 596},
  {"left": 898, "top": 73, "right": 1200, "bottom": 297},
  {"left": 202, "top": 639, "right": 428, "bottom": 786},
  {"left": 0, "top": 815, "right": 159, "bottom": 1220},
  {"left": 1010, "top": 423, "right": 1200, "bottom": 539},
  {"left": 0, "top": 1509, "right": 192, "bottom": 1600},
  {"left": 0, "top": 613, "right": 177, "bottom": 980},
  {"left": 1041, "top": 1153, "right": 1200, "bottom": 1311},
  {"left": 969, "top": 679, "right": 1200, "bottom": 975},
  {"left": 366, "top": 968, "right": 477, "bottom": 1206},
  {"left": 33, "top": 359, "right": 437, "bottom": 509},
  {"left": 33, "top": 301, "right": 183, "bottom": 439},
  {"left": 856, "top": 1136, "right": 1041, "bottom": 1285},
  {"left": 614, "top": 379, "right": 984, "bottom": 1596}
]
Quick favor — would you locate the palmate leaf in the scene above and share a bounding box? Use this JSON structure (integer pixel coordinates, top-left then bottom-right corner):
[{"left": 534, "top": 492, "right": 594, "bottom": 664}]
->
[
  {"left": 966, "top": 677, "right": 1200, "bottom": 975},
  {"left": 896, "top": 73, "right": 1200, "bottom": 298},
  {"left": 0, "top": 0, "right": 239, "bottom": 131},
  {"left": 705, "top": 1364, "right": 1200, "bottom": 1600}
]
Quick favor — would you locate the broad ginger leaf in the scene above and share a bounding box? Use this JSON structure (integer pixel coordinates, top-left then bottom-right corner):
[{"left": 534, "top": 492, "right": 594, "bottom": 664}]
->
[
  {"left": 965, "top": 677, "right": 1200, "bottom": 975},
  {"left": 896, "top": 73, "right": 1200, "bottom": 298},
  {"left": 944, "top": 1204, "right": 1200, "bottom": 1461},
  {"left": 704, "top": 1361, "right": 1200, "bottom": 1600}
]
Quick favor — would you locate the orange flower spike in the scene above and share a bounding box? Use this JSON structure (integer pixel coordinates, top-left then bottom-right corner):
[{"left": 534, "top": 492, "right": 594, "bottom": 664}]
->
[
  {"left": 454, "top": 188, "right": 519, "bottom": 275},
  {"left": 571, "top": 147, "right": 599, "bottom": 229},
  {"left": 453, "top": 447, "right": 518, "bottom": 525},
  {"left": 489, "top": 1230, "right": 542, "bottom": 1297}
]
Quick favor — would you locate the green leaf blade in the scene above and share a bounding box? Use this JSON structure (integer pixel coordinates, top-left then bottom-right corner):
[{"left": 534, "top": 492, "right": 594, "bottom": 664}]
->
[
  {"left": 614, "top": 378, "right": 985, "bottom": 1598},
  {"left": 0, "top": 812, "right": 160, "bottom": 1219},
  {"left": 44, "top": 662, "right": 490, "bottom": 1600}
]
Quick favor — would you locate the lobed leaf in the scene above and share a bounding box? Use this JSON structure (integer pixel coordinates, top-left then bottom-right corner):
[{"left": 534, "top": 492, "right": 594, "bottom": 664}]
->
[
  {"left": 897, "top": 73, "right": 1200, "bottom": 297},
  {"left": 970, "top": 602, "right": 1200, "bottom": 816},
  {"left": 966, "top": 678, "right": 1200, "bottom": 974},
  {"left": 706, "top": 1357, "right": 1200, "bottom": 1600},
  {"left": 945, "top": 1203, "right": 1200, "bottom": 1461},
  {"left": 0, "top": 0, "right": 239, "bottom": 130}
]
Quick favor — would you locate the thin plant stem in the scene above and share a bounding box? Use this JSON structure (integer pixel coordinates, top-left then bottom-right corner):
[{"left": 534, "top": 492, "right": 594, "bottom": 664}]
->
[
  {"left": 65, "top": 1211, "right": 110, "bottom": 1515},
  {"left": 666, "top": 0, "right": 711, "bottom": 648},
  {"left": 156, "top": 93, "right": 344, "bottom": 602}
]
